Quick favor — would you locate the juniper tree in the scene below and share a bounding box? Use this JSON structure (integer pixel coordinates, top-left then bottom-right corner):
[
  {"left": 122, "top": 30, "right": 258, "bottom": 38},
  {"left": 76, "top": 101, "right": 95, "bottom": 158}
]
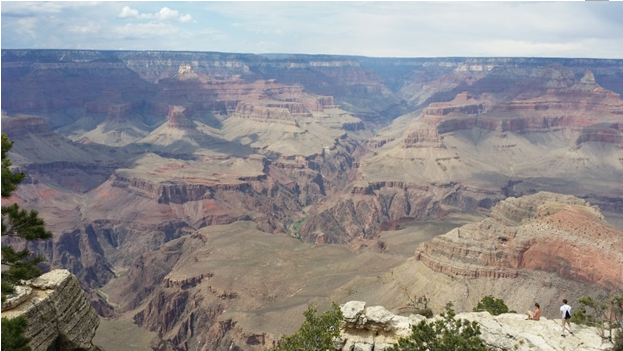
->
[
  {"left": 571, "top": 290, "right": 623, "bottom": 346},
  {"left": 388, "top": 302, "right": 490, "bottom": 351},
  {"left": 270, "top": 303, "right": 343, "bottom": 351},
  {"left": 1, "top": 133, "right": 52, "bottom": 301},
  {"left": 473, "top": 295, "right": 513, "bottom": 316}
]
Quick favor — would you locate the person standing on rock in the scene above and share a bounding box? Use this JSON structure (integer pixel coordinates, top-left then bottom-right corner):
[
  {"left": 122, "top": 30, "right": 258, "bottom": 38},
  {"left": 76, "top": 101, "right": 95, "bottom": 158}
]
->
[{"left": 560, "top": 299, "right": 573, "bottom": 336}]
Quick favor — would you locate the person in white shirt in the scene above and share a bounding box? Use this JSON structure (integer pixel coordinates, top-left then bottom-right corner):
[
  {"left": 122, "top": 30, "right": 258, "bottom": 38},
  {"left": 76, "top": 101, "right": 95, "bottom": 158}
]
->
[{"left": 560, "top": 299, "right": 573, "bottom": 336}]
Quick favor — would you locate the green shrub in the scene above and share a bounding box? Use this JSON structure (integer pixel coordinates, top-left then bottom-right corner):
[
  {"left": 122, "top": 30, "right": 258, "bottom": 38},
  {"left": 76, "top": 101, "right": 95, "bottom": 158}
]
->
[
  {"left": 2, "top": 134, "right": 52, "bottom": 301},
  {"left": 413, "top": 308, "right": 433, "bottom": 318},
  {"left": 613, "top": 329, "right": 623, "bottom": 351},
  {"left": 271, "top": 303, "right": 343, "bottom": 351},
  {"left": 1, "top": 316, "right": 31, "bottom": 351},
  {"left": 388, "top": 303, "right": 490, "bottom": 351},
  {"left": 571, "top": 290, "right": 623, "bottom": 343},
  {"left": 473, "top": 296, "right": 511, "bottom": 316}
]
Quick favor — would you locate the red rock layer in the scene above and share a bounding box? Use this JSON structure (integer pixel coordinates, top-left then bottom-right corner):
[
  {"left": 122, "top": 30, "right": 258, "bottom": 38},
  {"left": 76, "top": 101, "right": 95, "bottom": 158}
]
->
[
  {"left": 414, "top": 72, "right": 623, "bottom": 141},
  {"left": 165, "top": 106, "right": 196, "bottom": 129},
  {"left": 416, "top": 192, "right": 623, "bottom": 289}
]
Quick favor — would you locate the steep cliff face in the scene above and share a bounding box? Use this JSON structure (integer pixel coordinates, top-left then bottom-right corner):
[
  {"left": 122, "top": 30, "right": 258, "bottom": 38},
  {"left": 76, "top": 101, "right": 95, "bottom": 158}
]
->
[
  {"left": 1, "top": 270, "right": 102, "bottom": 351},
  {"left": 1, "top": 115, "right": 121, "bottom": 193},
  {"left": 2, "top": 132, "right": 361, "bottom": 302},
  {"left": 416, "top": 192, "right": 623, "bottom": 289}
]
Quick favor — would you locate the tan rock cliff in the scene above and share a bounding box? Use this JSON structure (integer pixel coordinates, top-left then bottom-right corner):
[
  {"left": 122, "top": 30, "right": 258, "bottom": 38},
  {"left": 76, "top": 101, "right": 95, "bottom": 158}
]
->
[{"left": 1, "top": 269, "right": 102, "bottom": 351}]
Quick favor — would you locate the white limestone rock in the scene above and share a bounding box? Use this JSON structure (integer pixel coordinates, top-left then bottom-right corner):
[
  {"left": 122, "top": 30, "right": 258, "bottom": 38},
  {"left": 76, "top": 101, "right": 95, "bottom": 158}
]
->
[
  {"left": 341, "top": 300, "right": 367, "bottom": 324},
  {"left": 1, "top": 285, "right": 33, "bottom": 310},
  {"left": 26, "top": 269, "right": 72, "bottom": 289},
  {"left": 363, "top": 306, "right": 394, "bottom": 330},
  {"left": 2, "top": 269, "right": 102, "bottom": 351},
  {"left": 338, "top": 301, "right": 614, "bottom": 351},
  {"left": 353, "top": 342, "right": 373, "bottom": 351},
  {"left": 459, "top": 312, "right": 613, "bottom": 351}
]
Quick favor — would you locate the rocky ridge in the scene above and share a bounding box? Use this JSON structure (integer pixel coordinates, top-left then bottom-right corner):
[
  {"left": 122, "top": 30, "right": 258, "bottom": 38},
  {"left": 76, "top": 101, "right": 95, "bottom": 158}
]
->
[
  {"left": 416, "top": 192, "right": 623, "bottom": 289},
  {"left": 338, "top": 301, "right": 614, "bottom": 351},
  {"left": 1, "top": 270, "right": 102, "bottom": 351}
]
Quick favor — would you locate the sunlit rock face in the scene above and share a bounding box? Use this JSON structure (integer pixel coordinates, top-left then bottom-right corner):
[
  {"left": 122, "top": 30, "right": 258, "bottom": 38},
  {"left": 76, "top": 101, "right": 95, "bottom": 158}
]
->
[
  {"left": 1, "top": 270, "right": 102, "bottom": 351},
  {"left": 416, "top": 192, "right": 623, "bottom": 289}
]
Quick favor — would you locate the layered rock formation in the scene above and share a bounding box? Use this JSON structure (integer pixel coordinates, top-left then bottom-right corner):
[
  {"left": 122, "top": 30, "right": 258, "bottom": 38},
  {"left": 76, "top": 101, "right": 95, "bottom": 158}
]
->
[
  {"left": 416, "top": 192, "right": 623, "bottom": 290},
  {"left": 300, "top": 181, "right": 502, "bottom": 243},
  {"left": 338, "top": 301, "right": 614, "bottom": 351},
  {"left": 328, "top": 67, "right": 623, "bottom": 238},
  {"left": 1, "top": 270, "right": 102, "bottom": 351},
  {"left": 2, "top": 50, "right": 623, "bottom": 351}
]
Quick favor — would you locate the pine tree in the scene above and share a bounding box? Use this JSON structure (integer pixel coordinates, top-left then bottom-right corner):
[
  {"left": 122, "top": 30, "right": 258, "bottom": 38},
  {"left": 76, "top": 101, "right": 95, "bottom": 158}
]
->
[
  {"left": 1, "top": 316, "right": 31, "bottom": 351},
  {"left": 1, "top": 133, "right": 52, "bottom": 301}
]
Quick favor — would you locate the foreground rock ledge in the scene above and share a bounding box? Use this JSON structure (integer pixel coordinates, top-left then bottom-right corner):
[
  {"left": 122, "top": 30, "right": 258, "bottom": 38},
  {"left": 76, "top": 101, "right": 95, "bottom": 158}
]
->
[
  {"left": 339, "top": 301, "right": 614, "bottom": 351},
  {"left": 2, "top": 269, "right": 102, "bottom": 351}
]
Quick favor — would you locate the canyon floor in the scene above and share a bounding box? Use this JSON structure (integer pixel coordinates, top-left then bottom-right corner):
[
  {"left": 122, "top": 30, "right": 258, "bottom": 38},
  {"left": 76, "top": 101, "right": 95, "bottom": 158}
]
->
[{"left": 92, "top": 214, "right": 476, "bottom": 351}]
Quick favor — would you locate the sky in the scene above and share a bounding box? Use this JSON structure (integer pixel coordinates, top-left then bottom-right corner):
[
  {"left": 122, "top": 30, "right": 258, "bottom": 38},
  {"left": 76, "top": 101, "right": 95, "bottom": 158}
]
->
[{"left": 1, "top": 1, "right": 623, "bottom": 59}]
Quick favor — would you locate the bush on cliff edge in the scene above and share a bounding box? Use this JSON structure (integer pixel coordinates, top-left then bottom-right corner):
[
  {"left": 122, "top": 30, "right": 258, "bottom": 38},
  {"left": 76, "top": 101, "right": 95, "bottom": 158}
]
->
[
  {"left": 388, "top": 302, "right": 491, "bottom": 351},
  {"left": 270, "top": 303, "right": 343, "bottom": 351},
  {"left": 473, "top": 295, "right": 514, "bottom": 316}
]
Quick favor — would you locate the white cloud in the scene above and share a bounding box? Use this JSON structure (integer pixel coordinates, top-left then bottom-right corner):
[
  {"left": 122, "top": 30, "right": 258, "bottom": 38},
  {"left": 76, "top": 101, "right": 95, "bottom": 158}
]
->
[
  {"left": 475, "top": 40, "right": 584, "bottom": 57},
  {"left": 3, "top": 2, "right": 69, "bottom": 15},
  {"left": 2, "top": 2, "right": 622, "bottom": 58},
  {"left": 180, "top": 14, "right": 194, "bottom": 23},
  {"left": 117, "top": 6, "right": 193, "bottom": 23},
  {"left": 151, "top": 7, "right": 179, "bottom": 21},
  {"left": 118, "top": 6, "right": 139, "bottom": 19}
]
